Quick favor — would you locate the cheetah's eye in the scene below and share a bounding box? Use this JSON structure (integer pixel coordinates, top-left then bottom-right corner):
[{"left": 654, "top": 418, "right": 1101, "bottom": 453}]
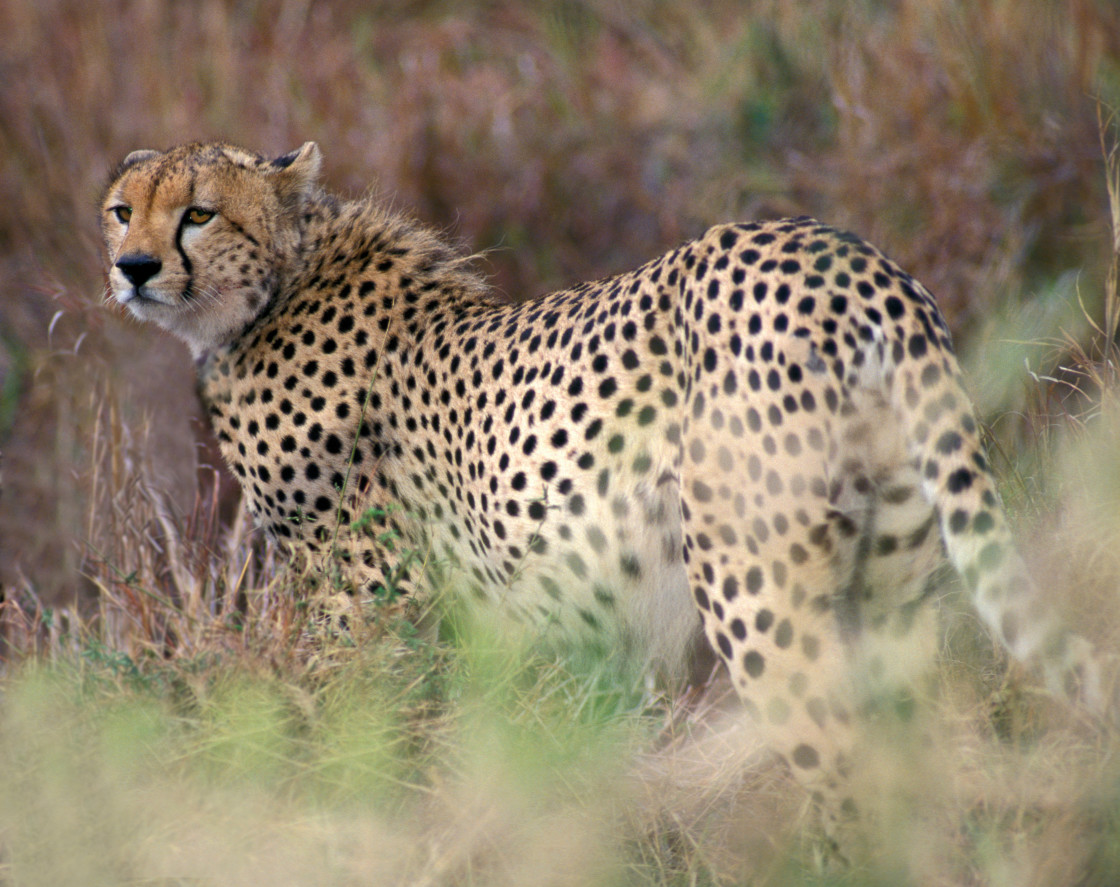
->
[
  {"left": 113, "top": 206, "right": 132, "bottom": 224},
  {"left": 185, "top": 208, "right": 216, "bottom": 225}
]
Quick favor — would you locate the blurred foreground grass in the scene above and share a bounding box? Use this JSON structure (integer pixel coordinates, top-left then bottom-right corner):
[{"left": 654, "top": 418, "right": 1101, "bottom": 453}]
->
[
  {"left": 2, "top": 576, "right": 1120, "bottom": 885},
  {"left": 0, "top": 613, "right": 748, "bottom": 886}
]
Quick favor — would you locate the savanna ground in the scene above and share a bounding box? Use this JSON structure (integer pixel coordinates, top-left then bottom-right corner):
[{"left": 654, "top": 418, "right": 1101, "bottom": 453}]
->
[{"left": 3, "top": 1, "right": 1120, "bottom": 883}]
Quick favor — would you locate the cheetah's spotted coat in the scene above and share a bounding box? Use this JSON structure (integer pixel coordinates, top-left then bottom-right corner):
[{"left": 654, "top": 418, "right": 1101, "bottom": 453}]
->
[{"left": 101, "top": 141, "right": 1100, "bottom": 818}]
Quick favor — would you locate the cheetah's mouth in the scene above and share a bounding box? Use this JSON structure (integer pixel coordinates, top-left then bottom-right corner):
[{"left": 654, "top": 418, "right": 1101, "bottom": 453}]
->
[
  {"left": 117, "top": 286, "right": 146, "bottom": 303},
  {"left": 117, "top": 288, "right": 155, "bottom": 314},
  {"left": 117, "top": 285, "right": 173, "bottom": 310},
  {"left": 117, "top": 287, "right": 182, "bottom": 324}
]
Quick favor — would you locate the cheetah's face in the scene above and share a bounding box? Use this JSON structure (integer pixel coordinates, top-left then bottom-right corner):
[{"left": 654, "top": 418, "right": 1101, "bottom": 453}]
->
[{"left": 100, "top": 141, "right": 321, "bottom": 357}]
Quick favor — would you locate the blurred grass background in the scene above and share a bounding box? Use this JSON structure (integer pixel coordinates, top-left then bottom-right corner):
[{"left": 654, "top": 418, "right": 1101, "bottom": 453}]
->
[{"left": 2, "top": 0, "right": 1120, "bottom": 883}]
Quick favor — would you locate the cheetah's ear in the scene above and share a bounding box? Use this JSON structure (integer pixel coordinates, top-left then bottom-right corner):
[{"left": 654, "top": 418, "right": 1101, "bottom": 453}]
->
[
  {"left": 267, "top": 142, "right": 321, "bottom": 212},
  {"left": 117, "top": 149, "right": 160, "bottom": 174}
]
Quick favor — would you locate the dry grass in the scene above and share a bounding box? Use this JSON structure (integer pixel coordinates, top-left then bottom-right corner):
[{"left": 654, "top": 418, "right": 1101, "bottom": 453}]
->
[{"left": 3, "top": 1, "right": 1120, "bottom": 884}]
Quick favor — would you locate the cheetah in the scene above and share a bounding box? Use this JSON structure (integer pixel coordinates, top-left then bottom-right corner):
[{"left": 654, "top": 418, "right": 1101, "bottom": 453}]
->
[{"left": 101, "top": 140, "right": 1101, "bottom": 824}]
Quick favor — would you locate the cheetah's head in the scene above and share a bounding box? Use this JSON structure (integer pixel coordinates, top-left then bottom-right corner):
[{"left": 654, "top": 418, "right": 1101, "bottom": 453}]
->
[{"left": 101, "top": 141, "right": 321, "bottom": 358}]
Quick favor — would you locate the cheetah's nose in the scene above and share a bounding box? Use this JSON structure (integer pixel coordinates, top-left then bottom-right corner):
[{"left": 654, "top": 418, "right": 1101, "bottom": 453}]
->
[{"left": 115, "top": 253, "right": 162, "bottom": 288}]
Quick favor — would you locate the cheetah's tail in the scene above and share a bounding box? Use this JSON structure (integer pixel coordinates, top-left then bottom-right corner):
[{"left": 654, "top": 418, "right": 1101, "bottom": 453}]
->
[{"left": 892, "top": 349, "right": 1104, "bottom": 711}]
